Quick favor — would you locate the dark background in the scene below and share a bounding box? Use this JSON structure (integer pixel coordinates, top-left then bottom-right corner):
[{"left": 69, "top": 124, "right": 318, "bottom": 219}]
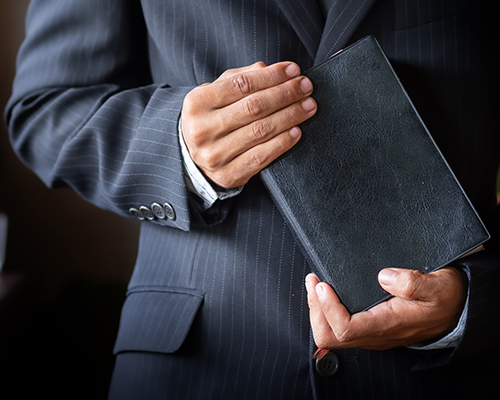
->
[
  {"left": 2, "top": 2, "right": 499, "bottom": 400},
  {"left": 0, "top": 2, "right": 140, "bottom": 398}
]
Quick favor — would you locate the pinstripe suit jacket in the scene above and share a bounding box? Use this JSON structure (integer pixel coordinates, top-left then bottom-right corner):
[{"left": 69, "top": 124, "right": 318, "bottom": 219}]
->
[{"left": 6, "top": 0, "right": 500, "bottom": 398}]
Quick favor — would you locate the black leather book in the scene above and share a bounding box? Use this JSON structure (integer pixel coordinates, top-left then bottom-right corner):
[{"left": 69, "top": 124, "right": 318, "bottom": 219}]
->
[{"left": 260, "top": 36, "right": 489, "bottom": 314}]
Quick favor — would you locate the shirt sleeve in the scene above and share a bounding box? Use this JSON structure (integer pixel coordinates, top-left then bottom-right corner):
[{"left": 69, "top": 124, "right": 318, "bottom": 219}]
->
[{"left": 178, "top": 118, "right": 244, "bottom": 210}]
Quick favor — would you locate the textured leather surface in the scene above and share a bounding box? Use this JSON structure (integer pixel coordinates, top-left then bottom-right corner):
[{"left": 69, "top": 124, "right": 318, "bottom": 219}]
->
[{"left": 260, "top": 36, "right": 489, "bottom": 314}]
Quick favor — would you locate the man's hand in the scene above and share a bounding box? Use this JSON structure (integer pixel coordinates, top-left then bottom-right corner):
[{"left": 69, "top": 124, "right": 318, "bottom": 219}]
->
[
  {"left": 181, "top": 61, "right": 317, "bottom": 188},
  {"left": 305, "top": 267, "right": 468, "bottom": 350}
]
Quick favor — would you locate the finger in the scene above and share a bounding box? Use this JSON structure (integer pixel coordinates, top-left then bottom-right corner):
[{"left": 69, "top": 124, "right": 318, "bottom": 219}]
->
[
  {"left": 305, "top": 274, "right": 340, "bottom": 349},
  {"left": 379, "top": 267, "right": 468, "bottom": 306},
  {"left": 194, "top": 93, "right": 316, "bottom": 188},
  {"left": 205, "top": 61, "right": 302, "bottom": 108},
  {"left": 313, "top": 281, "right": 364, "bottom": 345},
  {"left": 312, "top": 268, "right": 469, "bottom": 351},
  {"left": 207, "top": 94, "right": 316, "bottom": 167},
  {"left": 215, "top": 61, "right": 269, "bottom": 81},
  {"left": 215, "top": 75, "right": 314, "bottom": 134},
  {"left": 205, "top": 124, "right": 304, "bottom": 188},
  {"left": 313, "top": 281, "right": 404, "bottom": 347},
  {"left": 181, "top": 62, "right": 304, "bottom": 141},
  {"left": 378, "top": 268, "right": 431, "bottom": 301},
  {"left": 310, "top": 279, "right": 423, "bottom": 349},
  {"left": 315, "top": 286, "right": 411, "bottom": 349},
  {"left": 183, "top": 94, "right": 315, "bottom": 188}
]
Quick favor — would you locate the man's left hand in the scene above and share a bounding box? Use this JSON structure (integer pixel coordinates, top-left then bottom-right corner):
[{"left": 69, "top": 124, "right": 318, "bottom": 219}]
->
[{"left": 305, "top": 267, "right": 468, "bottom": 350}]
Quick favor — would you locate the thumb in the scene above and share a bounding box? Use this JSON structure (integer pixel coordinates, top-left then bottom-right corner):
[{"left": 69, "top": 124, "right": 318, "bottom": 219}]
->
[{"left": 378, "top": 268, "right": 431, "bottom": 301}]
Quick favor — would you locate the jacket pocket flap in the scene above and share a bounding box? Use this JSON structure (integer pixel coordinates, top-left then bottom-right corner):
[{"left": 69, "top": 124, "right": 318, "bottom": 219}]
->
[{"left": 113, "top": 287, "right": 204, "bottom": 355}]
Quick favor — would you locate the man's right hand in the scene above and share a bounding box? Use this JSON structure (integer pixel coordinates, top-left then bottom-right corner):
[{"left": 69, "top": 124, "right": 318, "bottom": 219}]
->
[{"left": 180, "top": 61, "right": 317, "bottom": 188}]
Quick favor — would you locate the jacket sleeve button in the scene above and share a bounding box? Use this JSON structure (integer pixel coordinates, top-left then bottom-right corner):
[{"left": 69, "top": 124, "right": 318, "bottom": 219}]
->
[
  {"left": 151, "top": 202, "right": 166, "bottom": 219},
  {"left": 163, "top": 202, "right": 176, "bottom": 220},
  {"left": 139, "top": 206, "right": 155, "bottom": 221},
  {"left": 128, "top": 207, "right": 145, "bottom": 221}
]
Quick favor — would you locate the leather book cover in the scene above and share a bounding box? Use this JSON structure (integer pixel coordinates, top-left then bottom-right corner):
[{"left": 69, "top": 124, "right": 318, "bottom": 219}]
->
[{"left": 260, "top": 36, "right": 490, "bottom": 314}]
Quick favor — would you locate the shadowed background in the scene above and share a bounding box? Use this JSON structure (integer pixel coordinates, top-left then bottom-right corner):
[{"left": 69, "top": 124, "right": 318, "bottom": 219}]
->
[
  {"left": 0, "top": 2, "right": 139, "bottom": 398},
  {"left": 2, "top": 3, "right": 499, "bottom": 400}
]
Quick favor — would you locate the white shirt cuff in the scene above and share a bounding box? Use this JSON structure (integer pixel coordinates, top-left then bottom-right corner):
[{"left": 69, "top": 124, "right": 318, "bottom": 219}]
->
[{"left": 178, "top": 118, "right": 244, "bottom": 210}]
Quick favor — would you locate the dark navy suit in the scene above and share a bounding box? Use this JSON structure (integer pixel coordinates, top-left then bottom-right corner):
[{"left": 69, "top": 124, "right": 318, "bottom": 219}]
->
[{"left": 6, "top": 0, "right": 500, "bottom": 398}]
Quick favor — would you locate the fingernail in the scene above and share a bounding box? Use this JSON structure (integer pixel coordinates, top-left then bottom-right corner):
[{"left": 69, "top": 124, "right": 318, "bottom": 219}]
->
[
  {"left": 301, "top": 98, "right": 315, "bottom": 112},
  {"left": 285, "top": 63, "right": 300, "bottom": 78},
  {"left": 378, "top": 268, "right": 397, "bottom": 286},
  {"left": 289, "top": 127, "right": 301, "bottom": 139},
  {"left": 300, "top": 77, "right": 313, "bottom": 93},
  {"left": 315, "top": 283, "right": 324, "bottom": 297}
]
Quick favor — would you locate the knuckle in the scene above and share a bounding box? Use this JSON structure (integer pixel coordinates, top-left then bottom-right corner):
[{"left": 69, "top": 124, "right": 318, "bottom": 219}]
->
[
  {"left": 336, "top": 327, "right": 353, "bottom": 344},
  {"left": 219, "top": 67, "right": 237, "bottom": 80},
  {"left": 401, "top": 271, "right": 422, "bottom": 298},
  {"left": 182, "top": 91, "right": 197, "bottom": 115},
  {"left": 253, "top": 61, "right": 268, "bottom": 69},
  {"left": 182, "top": 87, "right": 216, "bottom": 124},
  {"left": 233, "top": 74, "right": 252, "bottom": 95},
  {"left": 273, "top": 131, "right": 293, "bottom": 153},
  {"left": 185, "top": 124, "right": 208, "bottom": 145},
  {"left": 250, "top": 119, "right": 273, "bottom": 141},
  {"left": 249, "top": 150, "right": 267, "bottom": 168},
  {"left": 280, "top": 84, "right": 295, "bottom": 102},
  {"left": 284, "top": 103, "right": 301, "bottom": 123},
  {"left": 198, "top": 148, "right": 220, "bottom": 169},
  {"left": 243, "top": 95, "right": 265, "bottom": 117},
  {"left": 215, "top": 113, "right": 230, "bottom": 133}
]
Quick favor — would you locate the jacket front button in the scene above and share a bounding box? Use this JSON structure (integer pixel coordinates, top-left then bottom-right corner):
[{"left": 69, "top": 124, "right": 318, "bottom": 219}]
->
[
  {"left": 163, "top": 202, "right": 176, "bottom": 220},
  {"left": 151, "top": 202, "right": 166, "bottom": 219},
  {"left": 139, "top": 206, "right": 155, "bottom": 221},
  {"left": 315, "top": 350, "right": 339, "bottom": 377}
]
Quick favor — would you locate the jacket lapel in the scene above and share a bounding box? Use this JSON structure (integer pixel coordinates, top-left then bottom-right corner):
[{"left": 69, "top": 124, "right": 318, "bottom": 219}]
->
[
  {"left": 275, "top": 0, "right": 325, "bottom": 61},
  {"left": 314, "top": 0, "right": 377, "bottom": 64},
  {"left": 276, "top": 0, "right": 377, "bottom": 65}
]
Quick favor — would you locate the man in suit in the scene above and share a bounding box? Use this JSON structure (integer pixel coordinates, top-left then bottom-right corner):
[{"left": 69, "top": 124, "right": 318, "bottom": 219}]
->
[{"left": 5, "top": 0, "right": 499, "bottom": 398}]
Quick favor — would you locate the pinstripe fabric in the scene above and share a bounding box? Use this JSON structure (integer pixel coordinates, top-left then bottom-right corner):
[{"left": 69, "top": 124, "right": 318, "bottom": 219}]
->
[{"left": 6, "top": 0, "right": 500, "bottom": 399}]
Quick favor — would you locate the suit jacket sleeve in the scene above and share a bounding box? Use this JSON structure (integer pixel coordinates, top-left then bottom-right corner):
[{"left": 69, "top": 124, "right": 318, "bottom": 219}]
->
[{"left": 5, "top": 0, "right": 196, "bottom": 231}]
